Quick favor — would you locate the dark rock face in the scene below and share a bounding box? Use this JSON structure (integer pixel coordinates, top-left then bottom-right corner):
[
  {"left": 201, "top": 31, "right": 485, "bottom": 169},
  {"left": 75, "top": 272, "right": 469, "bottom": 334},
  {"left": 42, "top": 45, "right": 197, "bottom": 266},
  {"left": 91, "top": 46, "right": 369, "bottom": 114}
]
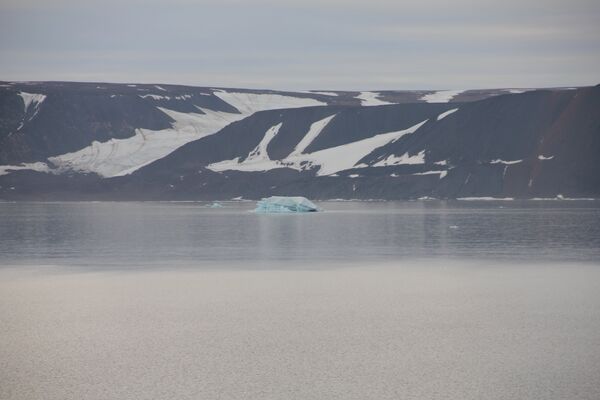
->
[
  {"left": 0, "top": 88, "right": 174, "bottom": 164},
  {"left": 362, "top": 87, "right": 600, "bottom": 198},
  {"left": 0, "top": 82, "right": 598, "bottom": 200}
]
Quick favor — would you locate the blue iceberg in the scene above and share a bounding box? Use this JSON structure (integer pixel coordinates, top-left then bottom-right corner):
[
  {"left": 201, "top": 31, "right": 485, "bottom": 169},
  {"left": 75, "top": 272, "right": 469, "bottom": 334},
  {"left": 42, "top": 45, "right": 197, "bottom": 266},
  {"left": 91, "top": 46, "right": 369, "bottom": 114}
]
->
[
  {"left": 208, "top": 202, "right": 224, "bottom": 208},
  {"left": 254, "top": 196, "right": 320, "bottom": 213}
]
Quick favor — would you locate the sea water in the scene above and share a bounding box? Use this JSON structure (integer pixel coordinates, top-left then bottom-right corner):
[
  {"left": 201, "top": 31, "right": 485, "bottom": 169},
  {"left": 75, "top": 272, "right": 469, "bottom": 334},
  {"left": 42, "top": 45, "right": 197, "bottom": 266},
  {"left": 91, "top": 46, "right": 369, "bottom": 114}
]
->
[{"left": 1, "top": 201, "right": 599, "bottom": 400}]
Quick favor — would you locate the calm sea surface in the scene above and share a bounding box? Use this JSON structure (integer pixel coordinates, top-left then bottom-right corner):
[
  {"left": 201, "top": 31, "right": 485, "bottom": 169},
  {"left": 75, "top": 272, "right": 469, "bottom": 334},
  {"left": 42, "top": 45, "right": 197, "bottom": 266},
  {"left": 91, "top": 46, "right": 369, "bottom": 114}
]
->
[
  {"left": 1, "top": 200, "right": 599, "bottom": 268},
  {"left": 2, "top": 201, "right": 600, "bottom": 400}
]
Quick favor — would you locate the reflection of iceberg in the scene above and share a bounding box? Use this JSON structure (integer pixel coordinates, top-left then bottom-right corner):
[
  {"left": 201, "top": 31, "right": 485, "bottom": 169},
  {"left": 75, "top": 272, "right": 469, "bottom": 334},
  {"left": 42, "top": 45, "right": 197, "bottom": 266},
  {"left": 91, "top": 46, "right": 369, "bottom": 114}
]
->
[{"left": 254, "top": 196, "right": 320, "bottom": 213}]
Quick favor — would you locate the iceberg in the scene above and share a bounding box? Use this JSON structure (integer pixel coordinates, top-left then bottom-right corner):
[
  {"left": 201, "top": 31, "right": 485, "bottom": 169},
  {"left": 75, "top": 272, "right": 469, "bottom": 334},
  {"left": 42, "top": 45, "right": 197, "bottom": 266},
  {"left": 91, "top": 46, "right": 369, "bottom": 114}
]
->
[
  {"left": 208, "top": 202, "right": 224, "bottom": 208},
  {"left": 254, "top": 196, "right": 320, "bottom": 213}
]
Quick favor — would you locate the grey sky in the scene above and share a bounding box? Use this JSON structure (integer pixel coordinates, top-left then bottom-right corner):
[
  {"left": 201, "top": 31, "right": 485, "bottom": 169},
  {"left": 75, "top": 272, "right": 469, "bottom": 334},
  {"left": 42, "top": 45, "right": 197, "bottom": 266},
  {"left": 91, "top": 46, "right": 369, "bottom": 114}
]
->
[{"left": 1, "top": 0, "right": 599, "bottom": 90}]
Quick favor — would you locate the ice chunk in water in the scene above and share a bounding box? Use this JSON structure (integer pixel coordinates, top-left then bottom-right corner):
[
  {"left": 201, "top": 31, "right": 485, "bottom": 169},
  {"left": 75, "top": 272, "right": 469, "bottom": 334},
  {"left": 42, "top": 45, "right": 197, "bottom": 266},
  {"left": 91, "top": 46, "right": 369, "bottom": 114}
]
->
[
  {"left": 208, "top": 202, "right": 224, "bottom": 208},
  {"left": 254, "top": 196, "right": 320, "bottom": 213}
]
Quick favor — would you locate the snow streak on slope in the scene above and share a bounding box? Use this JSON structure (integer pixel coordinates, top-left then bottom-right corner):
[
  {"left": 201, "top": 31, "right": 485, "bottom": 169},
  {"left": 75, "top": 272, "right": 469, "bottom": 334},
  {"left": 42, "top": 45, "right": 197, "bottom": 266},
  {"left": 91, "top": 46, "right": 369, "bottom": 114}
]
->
[
  {"left": 18, "top": 92, "right": 46, "bottom": 112},
  {"left": 213, "top": 91, "right": 326, "bottom": 114},
  {"left": 413, "top": 170, "right": 447, "bottom": 179},
  {"left": 297, "top": 91, "right": 339, "bottom": 97},
  {"left": 299, "top": 120, "right": 427, "bottom": 175},
  {"left": 310, "top": 91, "right": 338, "bottom": 96},
  {"left": 140, "top": 94, "right": 167, "bottom": 100},
  {"left": 0, "top": 162, "right": 51, "bottom": 176},
  {"left": 356, "top": 92, "right": 395, "bottom": 106},
  {"left": 373, "top": 151, "right": 426, "bottom": 167},
  {"left": 208, "top": 120, "right": 428, "bottom": 176},
  {"left": 437, "top": 108, "right": 458, "bottom": 120},
  {"left": 538, "top": 155, "right": 554, "bottom": 160},
  {"left": 246, "top": 123, "right": 283, "bottom": 163},
  {"left": 48, "top": 108, "right": 247, "bottom": 177},
  {"left": 490, "top": 159, "right": 522, "bottom": 165},
  {"left": 506, "top": 89, "right": 532, "bottom": 94},
  {"left": 289, "top": 114, "right": 336, "bottom": 157},
  {"left": 208, "top": 123, "right": 284, "bottom": 172},
  {"left": 457, "top": 197, "right": 515, "bottom": 201},
  {"left": 157, "top": 107, "right": 244, "bottom": 136},
  {"left": 140, "top": 94, "right": 195, "bottom": 100},
  {"left": 13, "top": 92, "right": 47, "bottom": 131},
  {"left": 420, "top": 90, "right": 463, "bottom": 103}
]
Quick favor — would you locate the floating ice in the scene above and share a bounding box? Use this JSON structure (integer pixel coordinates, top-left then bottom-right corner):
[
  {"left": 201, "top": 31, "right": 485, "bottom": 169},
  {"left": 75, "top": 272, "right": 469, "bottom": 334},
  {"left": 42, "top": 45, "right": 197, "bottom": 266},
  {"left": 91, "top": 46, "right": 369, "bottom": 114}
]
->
[
  {"left": 254, "top": 196, "right": 320, "bottom": 213},
  {"left": 208, "top": 202, "right": 224, "bottom": 208}
]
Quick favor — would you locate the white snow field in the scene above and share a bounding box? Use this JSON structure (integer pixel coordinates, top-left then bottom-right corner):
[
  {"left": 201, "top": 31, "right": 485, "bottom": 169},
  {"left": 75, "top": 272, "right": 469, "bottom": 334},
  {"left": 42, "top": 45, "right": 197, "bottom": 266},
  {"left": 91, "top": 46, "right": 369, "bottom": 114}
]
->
[
  {"left": 356, "top": 91, "right": 395, "bottom": 106},
  {"left": 212, "top": 91, "right": 326, "bottom": 114},
  {"left": 2, "top": 90, "right": 328, "bottom": 178},
  {"left": 48, "top": 108, "right": 248, "bottom": 177},
  {"left": 209, "top": 119, "right": 428, "bottom": 176},
  {"left": 420, "top": 90, "right": 464, "bottom": 103}
]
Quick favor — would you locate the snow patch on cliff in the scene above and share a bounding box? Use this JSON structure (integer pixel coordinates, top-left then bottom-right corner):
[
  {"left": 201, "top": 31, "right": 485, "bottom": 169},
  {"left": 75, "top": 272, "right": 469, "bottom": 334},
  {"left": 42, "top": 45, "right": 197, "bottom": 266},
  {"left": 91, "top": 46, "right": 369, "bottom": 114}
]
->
[
  {"left": 437, "top": 108, "right": 458, "bottom": 120},
  {"left": 356, "top": 92, "right": 395, "bottom": 106},
  {"left": 0, "top": 162, "right": 51, "bottom": 176},
  {"left": 18, "top": 92, "right": 46, "bottom": 112},
  {"left": 420, "top": 90, "right": 463, "bottom": 103},
  {"left": 213, "top": 91, "right": 326, "bottom": 114},
  {"left": 289, "top": 114, "right": 336, "bottom": 157}
]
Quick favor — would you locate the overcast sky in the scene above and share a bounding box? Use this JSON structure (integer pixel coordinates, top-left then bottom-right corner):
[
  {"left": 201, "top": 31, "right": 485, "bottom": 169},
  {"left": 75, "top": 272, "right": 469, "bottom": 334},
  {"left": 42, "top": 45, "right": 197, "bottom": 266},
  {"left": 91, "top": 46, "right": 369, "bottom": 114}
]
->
[{"left": 1, "top": 0, "right": 599, "bottom": 90}]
